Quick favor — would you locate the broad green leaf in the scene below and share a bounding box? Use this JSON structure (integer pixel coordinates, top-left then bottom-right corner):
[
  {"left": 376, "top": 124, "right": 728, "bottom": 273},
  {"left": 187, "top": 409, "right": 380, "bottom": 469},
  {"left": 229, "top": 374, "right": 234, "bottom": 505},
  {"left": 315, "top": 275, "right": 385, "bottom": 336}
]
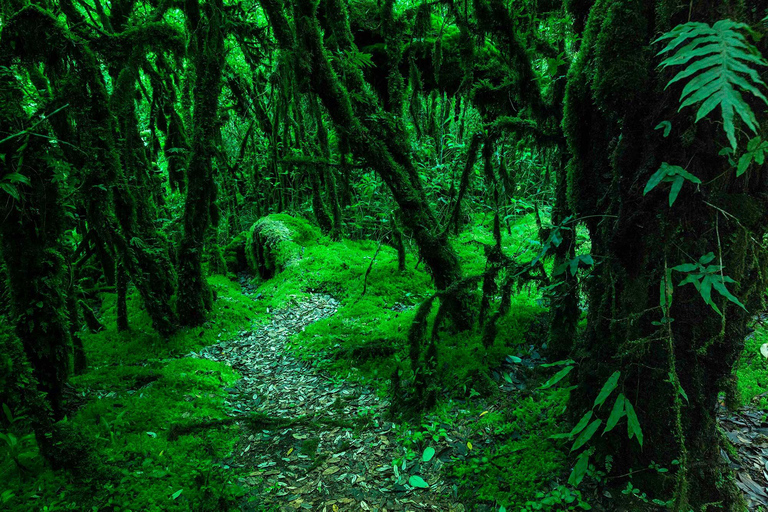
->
[
  {"left": 737, "top": 153, "right": 752, "bottom": 176},
  {"left": 671, "top": 263, "right": 697, "bottom": 272},
  {"left": 3, "top": 173, "right": 29, "bottom": 185},
  {"left": 568, "top": 451, "right": 590, "bottom": 487},
  {"left": 571, "top": 419, "right": 602, "bottom": 453},
  {"left": 0, "top": 183, "right": 19, "bottom": 200},
  {"left": 408, "top": 475, "right": 429, "bottom": 489},
  {"left": 712, "top": 278, "right": 747, "bottom": 310},
  {"left": 624, "top": 398, "right": 644, "bottom": 447},
  {"left": 669, "top": 176, "right": 684, "bottom": 206},
  {"left": 594, "top": 371, "right": 621, "bottom": 408},
  {"left": 570, "top": 411, "right": 593, "bottom": 438},
  {"left": 604, "top": 394, "right": 626, "bottom": 434},
  {"left": 539, "top": 366, "right": 574, "bottom": 390},
  {"left": 2, "top": 404, "right": 12, "bottom": 424},
  {"left": 644, "top": 167, "right": 668, "bottom": 196},
  {"left": 422, "top": 447, "right": 435, "bottom": 462}
]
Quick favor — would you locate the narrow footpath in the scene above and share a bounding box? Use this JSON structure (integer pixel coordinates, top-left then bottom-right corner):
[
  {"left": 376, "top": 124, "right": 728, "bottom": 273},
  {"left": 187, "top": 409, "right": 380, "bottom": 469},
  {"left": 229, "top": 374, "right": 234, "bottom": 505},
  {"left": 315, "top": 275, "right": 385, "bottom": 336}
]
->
[{"left": 189, "top": 292, "right": 467, "bottom": 512}]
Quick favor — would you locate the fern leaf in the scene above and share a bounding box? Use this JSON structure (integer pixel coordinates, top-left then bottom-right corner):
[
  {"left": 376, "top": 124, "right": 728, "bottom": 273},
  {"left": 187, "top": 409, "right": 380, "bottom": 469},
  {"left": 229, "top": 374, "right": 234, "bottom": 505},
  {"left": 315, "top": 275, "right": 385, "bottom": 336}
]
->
[{"left": 656, "top": 19, "right": 768, "bottom": 149}]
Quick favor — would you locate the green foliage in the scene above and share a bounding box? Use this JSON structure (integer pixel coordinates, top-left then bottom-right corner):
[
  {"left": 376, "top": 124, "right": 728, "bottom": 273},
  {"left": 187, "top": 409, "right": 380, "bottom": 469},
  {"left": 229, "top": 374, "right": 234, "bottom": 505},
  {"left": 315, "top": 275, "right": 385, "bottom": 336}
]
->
[
  {"left": 735, "top": 136, "right": 768, "bottom": 176},
  {"left": 517, "top": 485, "right": 592, "bottom": 511},
  {"left": 736, "top": 325, "right": 768, "bottom": 409},
  {"left": 643, "top": 163, "right": 701, "bottom": 207},
  {"left": 671, "top": 252, "right": 746, "bottom": 316},
  {"left": 452, "top": 390, "right": 569, "bottom": 509},
  {"left": 656, "top": 20, "right": 768, "bottom": 149}
]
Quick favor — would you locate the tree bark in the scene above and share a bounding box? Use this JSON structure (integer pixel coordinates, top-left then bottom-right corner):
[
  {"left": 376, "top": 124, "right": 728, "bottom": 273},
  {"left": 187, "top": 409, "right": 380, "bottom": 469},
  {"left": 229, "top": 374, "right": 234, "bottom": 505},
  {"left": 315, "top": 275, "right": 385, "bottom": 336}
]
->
[
  {"left": 176, "top": 0, "right": 225, "bottom": 326},
  {"left": 564, "top": 1, "right": 768, "bottom": 508}
]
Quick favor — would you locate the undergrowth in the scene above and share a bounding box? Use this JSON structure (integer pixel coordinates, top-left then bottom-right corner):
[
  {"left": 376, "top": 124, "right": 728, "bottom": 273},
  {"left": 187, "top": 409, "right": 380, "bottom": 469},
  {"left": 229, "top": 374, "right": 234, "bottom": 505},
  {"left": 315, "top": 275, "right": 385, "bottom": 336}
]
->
[
  {"left": 0, "top": 277, "right": 259, "bottom": 511},
  {"left": 247, "top": 213, "right": 549, "bottom": 400}
]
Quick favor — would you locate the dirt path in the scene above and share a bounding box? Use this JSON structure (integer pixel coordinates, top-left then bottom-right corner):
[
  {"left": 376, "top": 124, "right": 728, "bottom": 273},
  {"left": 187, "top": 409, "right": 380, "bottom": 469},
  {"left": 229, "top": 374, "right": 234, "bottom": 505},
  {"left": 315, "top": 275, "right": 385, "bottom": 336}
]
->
[{"left": 189, "top": 292, "right": 467, "bottom": 512}]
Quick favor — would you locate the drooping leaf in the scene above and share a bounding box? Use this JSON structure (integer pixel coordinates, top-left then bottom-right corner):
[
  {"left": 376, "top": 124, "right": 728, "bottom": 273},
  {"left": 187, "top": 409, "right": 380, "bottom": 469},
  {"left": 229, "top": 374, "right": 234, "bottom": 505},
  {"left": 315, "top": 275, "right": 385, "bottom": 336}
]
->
[
  {"left": 2, "top": 404, "right": 12, "bottom": 424},
  {"left": 570, "top": 411, "right": 594, "bottom": 438},
  {"left": 603, "top": 393, "right": 626, "bottom": 435},
  {"left": 594, "top": 371, "right": 621, "bottom": 408},
  {"left": 571, "top": 419, "right": 602, "bottom": 453},
  {"left": 624, "top": 398, "right": 644, "bottom": 447},
  {"left": 539, "top": 366, "right": 574, "bottom": 390},
  {"left": 568, "top": 451, "right": 590, "bottom": 487}
]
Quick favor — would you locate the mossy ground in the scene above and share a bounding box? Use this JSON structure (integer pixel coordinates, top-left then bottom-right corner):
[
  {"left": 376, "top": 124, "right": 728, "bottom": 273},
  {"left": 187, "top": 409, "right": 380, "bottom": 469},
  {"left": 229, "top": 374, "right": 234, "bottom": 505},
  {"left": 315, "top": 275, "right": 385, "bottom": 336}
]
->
[
  {"left": 0, "top": 276, "right": 260, "bottom": 511},
  {"left": 1, "top": 213, "right": 578, "bottom": 511},
  {"left": 244, "top": 213, "right": 573, "bottom": 509},
  {"left": 246, "top": 213, "right": 548, "bottom": 400},
  {"left": 736, "top": 324, "right": 768, "bottom": 409}
]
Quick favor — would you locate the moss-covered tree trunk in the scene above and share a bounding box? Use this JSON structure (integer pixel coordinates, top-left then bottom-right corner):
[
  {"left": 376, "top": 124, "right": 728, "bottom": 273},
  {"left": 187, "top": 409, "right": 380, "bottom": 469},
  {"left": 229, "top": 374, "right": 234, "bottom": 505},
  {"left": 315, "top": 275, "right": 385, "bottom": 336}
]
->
[
  {"left": 177, "top": 0, "right": 225, "bottom": 326},
  {"left": 0, "top": 71, "right": 92, "bottom": 471},
  {"left": 564, "top": 1, "right": 768, "bottom": 509},
  {"left": 262, "top": 0, "right": 472, "bottom": 328},
  {"left": 0, "top": 71, "right": 72, "bottom": 421}
]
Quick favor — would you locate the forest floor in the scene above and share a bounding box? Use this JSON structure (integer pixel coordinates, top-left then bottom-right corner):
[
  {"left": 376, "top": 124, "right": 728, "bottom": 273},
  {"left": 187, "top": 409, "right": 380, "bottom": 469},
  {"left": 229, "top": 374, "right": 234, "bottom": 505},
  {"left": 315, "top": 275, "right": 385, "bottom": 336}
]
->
[
  {"left": 188, "top": 280, "right": 471, "bottom": 511},
  {"left": 5, "top": 215, "right": 768, "bottom": 511}
]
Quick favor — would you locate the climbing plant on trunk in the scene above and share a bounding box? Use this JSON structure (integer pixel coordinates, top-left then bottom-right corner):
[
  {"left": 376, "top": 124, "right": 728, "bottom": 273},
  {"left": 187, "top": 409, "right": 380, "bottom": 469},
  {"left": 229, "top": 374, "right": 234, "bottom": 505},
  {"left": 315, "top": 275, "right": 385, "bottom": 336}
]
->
[{"left": 562, "top": 1, "right": 768, "bottom": 509}]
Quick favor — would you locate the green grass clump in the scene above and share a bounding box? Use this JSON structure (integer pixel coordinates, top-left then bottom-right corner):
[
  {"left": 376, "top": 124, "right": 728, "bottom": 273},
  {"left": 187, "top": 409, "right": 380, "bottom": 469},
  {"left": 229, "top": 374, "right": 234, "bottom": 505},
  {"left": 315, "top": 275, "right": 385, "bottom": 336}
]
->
[{"left": 0, "top": 276, "right": 257, "bottom": 511}]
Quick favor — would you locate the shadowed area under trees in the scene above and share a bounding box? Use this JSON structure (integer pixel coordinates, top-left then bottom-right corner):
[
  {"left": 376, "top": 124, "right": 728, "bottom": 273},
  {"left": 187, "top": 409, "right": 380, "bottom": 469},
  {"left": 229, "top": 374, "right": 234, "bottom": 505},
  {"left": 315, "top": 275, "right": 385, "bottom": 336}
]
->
[{"left": 2, "top": 0, "right": 768, "bottom": 510}]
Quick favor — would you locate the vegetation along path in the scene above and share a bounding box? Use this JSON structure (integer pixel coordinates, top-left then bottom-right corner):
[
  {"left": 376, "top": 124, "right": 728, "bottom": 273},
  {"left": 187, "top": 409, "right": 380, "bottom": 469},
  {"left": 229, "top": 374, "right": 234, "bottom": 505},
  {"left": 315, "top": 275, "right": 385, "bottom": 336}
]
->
[{"left": 188, "top": 290, "right": 464, "bottom": 511}]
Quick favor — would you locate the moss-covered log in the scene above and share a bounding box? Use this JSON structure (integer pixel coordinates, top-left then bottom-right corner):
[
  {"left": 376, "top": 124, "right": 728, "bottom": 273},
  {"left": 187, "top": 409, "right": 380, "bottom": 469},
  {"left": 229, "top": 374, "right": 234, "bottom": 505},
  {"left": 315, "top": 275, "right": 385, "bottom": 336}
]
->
[{"left": 245, "top": 214, "right": 319, "bottom": 279}]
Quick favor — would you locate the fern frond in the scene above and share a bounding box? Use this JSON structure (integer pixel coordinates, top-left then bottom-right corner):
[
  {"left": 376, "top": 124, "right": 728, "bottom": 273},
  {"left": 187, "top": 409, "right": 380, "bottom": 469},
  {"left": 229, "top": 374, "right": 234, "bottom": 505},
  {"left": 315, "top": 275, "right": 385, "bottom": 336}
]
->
[{"left": 656, "top": 20, "right": 768, "bottom": 149}]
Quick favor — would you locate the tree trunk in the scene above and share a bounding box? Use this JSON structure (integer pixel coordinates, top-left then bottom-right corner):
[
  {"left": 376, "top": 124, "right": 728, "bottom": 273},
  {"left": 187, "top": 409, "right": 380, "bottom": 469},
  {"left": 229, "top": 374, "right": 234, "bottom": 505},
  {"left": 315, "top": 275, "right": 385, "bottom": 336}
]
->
[
  {"left": 0, "top": 69, "right": 71, "bottom": 429},
  {"left": 262, "top": 0, "right": 473, "bottom": 328},
  {"left": 177, "top": 0, "right": 225, "bottom": 326},
  {"left": 116, "top": 257, "right": 129, "bottom": 332},
  {"left": 563, "top": 1, "right": 768, "bottom": 509}
]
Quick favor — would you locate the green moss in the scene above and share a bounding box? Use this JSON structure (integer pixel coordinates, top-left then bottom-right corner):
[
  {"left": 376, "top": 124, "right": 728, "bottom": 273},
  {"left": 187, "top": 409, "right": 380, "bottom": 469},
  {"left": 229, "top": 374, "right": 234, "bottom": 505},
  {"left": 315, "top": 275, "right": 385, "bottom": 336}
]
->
[
  {"left": 82, "top": 276, "right": 258, "bottom": 367},
  {"left": 223, "top": 230, "right": 249, "bottom": 274},
  {"left": 736, "top": 326, "right": 768, "bottom": 409},
  {"left": 452, "top": 389, "right": 568, "bottom": 508},
  {"left": 0, "top": 276, "right": 255, "bottom": 511},
  {"left": 251, "top": 214, "right": 547, "bottom": 398}
]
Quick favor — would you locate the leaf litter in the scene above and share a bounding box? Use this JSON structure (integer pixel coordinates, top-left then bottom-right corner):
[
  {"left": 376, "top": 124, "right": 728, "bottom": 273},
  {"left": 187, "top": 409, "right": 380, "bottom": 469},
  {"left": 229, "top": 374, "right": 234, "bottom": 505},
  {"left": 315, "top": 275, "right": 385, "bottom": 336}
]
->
[{"left": 188, "top": 291, "right": 467, "bottom": 511}]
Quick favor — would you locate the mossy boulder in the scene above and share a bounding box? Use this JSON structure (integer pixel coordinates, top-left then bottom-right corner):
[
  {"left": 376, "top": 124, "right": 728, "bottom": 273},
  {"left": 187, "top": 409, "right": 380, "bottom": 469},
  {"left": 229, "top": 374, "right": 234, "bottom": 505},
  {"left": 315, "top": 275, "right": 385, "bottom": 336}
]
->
[{"left": 246, "top": 214, "right": 320, "bottom": 279}]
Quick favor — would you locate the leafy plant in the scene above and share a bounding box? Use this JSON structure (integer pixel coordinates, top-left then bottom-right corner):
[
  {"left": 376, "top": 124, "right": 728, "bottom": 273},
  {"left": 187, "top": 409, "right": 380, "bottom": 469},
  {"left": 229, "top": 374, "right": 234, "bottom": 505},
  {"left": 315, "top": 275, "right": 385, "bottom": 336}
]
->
[
  {"left": 656, "top": 20, "right": 768, "bottom": 149},
  {"left": 671, "top": 252, "right": 747, "bottom": 316},
  {"left": 0, "top": 403, "right": 38, "bottom": 475},
  {"left": 0, "top": 171, "right": 29, "bottom": 201},
  {"left": 736, "top": 136, "right": 768, "bottom": 176},
  {"left": 643, "top": 163, "right": 701, "bottom": 206}
]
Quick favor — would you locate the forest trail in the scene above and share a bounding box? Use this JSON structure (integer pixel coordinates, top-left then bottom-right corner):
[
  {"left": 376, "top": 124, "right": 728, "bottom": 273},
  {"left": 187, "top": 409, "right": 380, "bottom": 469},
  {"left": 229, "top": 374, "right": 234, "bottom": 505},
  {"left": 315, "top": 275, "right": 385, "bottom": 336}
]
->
[{"left": 188, "top": 283, "right": 467, "bottom": 512}]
